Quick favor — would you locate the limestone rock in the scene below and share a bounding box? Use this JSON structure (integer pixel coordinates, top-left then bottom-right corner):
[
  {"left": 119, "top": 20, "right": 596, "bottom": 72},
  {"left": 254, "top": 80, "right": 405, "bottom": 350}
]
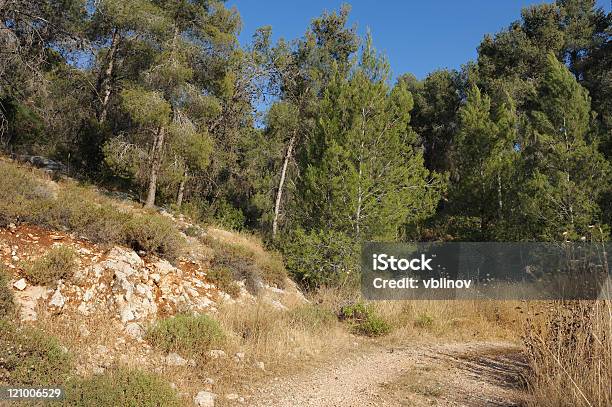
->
[
  {"left": 194, "top": 391, "right": 216, "bottom": 407},
  {"left": 13, "top": 278, "right": 27, "bottom": 291}
]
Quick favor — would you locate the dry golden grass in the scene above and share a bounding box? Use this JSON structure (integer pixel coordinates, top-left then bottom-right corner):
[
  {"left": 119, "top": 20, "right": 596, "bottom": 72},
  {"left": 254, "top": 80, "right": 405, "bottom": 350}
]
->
[{"left": 522, "top": 300, "right": 611, "bottom": 407}]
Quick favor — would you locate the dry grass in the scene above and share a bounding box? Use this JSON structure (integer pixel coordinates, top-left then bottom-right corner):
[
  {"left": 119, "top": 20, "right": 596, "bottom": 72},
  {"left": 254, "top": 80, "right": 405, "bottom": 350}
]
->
[
  {"left": 0, "top": 159, "right": 185, "bottom": 261},
  {"left": 202, "top": 229, "right": 288, "bottom": 290},
  {"left": 522, "top": 300, "right": 611, "bottom": 407}
]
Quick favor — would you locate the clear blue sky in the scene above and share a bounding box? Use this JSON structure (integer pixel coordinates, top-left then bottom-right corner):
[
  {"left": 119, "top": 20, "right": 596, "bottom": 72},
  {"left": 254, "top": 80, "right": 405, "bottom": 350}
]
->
[{"left": 227, "top": 0, "right": 611, "bottom": 80}]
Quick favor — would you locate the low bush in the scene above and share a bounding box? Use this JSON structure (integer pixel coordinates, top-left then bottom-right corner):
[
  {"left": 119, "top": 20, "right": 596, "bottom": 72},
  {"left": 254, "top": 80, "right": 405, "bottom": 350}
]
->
[
  {"left": 60, "top": 368, "right": 181, "bottom": 407},
  {"left": 339, "top": 302, "right": 391, "bottom": 337},
  {"left": 23, "top": 246, "right": 76, "bottom": 285},
  {"left": 0, "top": 267, "right": 15, "bottom": 318},
  {"left": 146, "top": 314, "right": 225, "bottom": 357},
  {"left": 206, "top": 267, "right": 241, "bottom": 298},
  {"left": 204, "top": 235, "right": 287, "bottom": 291},
  {"left": 280, "top": 228, "right": 358, "bottom": 290},
  {"left": 124, "top": 214, "right": 184, "bottom": 260},
  {"left": 0, "top": 319, "right": 73, "bottom": 385}
]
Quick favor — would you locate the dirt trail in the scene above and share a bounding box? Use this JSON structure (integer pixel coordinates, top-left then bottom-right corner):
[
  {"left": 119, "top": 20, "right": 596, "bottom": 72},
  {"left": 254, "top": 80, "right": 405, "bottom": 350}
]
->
[{"left": 250, "top": 341, "right": 529, "bottom": 407}]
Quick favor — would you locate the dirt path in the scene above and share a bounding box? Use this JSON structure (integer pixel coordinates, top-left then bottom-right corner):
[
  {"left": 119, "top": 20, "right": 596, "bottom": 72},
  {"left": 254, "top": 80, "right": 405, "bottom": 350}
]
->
[{"left": 249, "top": 342, "right": 529, "bottom": 407}]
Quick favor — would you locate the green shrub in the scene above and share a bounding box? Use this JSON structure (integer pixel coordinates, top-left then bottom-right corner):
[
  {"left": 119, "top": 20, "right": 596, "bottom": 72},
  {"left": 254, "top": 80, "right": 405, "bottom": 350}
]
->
[
  {"left": 280, "top": 228, "right": 358, "bottom": 290},
  {"left": 49, "top": 187, "right": 130, "bottom": 244},
  {"left": 146, "top": 314, "right": 225, "bottom": 357},
  {"left": 23, "top": 246, "right": 76, "bottom": 285},
  {"left": 288, "top": 305, "right": 336, "bottom": 330},
  {"left": 207, "top": 267, "right": 241, "bottom": 298},
  {"left": 123, "top": 214, "right": 184, "bottom": 260},
  {"left": 204, "top": 236, "right": 287, "bottom": 292},
  {"left": 213, "top": 199, "right": 245, "bottom": 231},
  {"left": 60, "top": 369, "right": 181, "bottom": 407},
  {"left": 339, "top": 302, "right": 391, "bottom": 337},
  {"left": 0, "top": 320, "right": 73, "bottom": 385},
  {"left": 0, "top": 267, "right": 15, "bottom": 318},
  {"left": 414, "top": 313, "right": 434, "bottom": 328}
]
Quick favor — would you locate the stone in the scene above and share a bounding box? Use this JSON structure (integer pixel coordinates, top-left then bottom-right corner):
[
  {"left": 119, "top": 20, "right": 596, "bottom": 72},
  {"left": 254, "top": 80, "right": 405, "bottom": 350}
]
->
[
  {"left": 254, "top": 361, "right": 265, "bottom": 371},
  {"left": 225, "top": 394, "right": 239, "bottom": 401},
  {"left": 204, "top": 378, "right": 215, "bottom": 385},
  {"left": 49, "top": 288, "right": 66, "bottom": 308},
  {"left": 13, "top": 278, "right": 27, "bottom": 291},
  {"left": 194, "top": 391, "right": 216, "bottom": 407},
  {"left": 165, "top": 352, "right": 188, "bottom": 367},
  {"left": 124, "top": 323, "right": 143, "bottom": 339},
  {"left": 208, "top": 350, "right": 226, "bottom": 359},
  {"left": 120, "top": 307, "right": 135, "bottom": 323},
  {"left": 234, "top": 352, "right": 245, "bottom": 362}
]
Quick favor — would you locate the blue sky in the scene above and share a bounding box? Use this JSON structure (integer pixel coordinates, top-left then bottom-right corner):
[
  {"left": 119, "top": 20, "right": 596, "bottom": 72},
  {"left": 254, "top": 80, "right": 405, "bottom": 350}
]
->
[{"left": 227, "top": 0, "right": 611, "bottom": 80}]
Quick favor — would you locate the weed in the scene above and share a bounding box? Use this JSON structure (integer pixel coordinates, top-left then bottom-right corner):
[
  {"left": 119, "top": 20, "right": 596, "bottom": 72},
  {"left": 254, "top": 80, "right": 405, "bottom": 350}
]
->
[
  {"left": 0, "top": 267, "right": 15, "bottom": 318},
  {"left": 23, "top": 246, "right": 76, "bottom": 285},
  {"left": 60, "top": 368, "right": 181, "bottom": 407},
  {"left": 146, "top": 314, "right": 225, "bottom": 358},
  {"left": 339, "top": 302, "right": 391, "bottom": 337},
  {"left": 0, "top": 319, "right": 73, "bottom": 385}
]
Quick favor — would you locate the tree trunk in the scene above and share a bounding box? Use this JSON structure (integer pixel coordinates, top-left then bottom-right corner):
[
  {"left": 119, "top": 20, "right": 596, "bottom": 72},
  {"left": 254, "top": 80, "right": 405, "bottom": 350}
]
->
[
  {"left": 497, "top": 172, "right": 503, "bottom": 219},
  {"left": 176, "top": 168, "right": 188, "bottom": 208},
  {"left": 272, "top": 132, "right": 297, "bottom": 237},
  {"left": 97, "top": 29, "right": 120, "bottom": 124},
  {"left": 145, "top": 126, "right": 165, "bottom": 208}
]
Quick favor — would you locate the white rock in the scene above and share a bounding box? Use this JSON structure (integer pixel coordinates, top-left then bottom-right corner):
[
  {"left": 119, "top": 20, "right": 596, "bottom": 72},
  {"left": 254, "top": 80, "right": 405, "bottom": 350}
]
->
[
  {"left": 204, "top": 378, "right": 215, "bottom": 385},
  {"left": 120, "top": 307, "right": 135, "bottom": 323},
  {"left": 234, "top": 352, "right": 245, "bottom": 362},
  {"left": 165, "top": 352, "right": 188, "bottom": 366},
  {"left": 254, "top": 361, "right": 265, "bottom": 371},
  {"left": 49, "top": 288, "right": 66, "bottom": 308},
  {"left": 194, "top": 391, "right": 216, "bottom": 407},
  {"left": 13, "top": 278, "right": 27, "bottom": 291},
  {"left": 124, "top": 323, "right": 143, "bottom": 339},
  {"left": 208, "top": 350, "right": 226, "bottom": 359},
  {"left": 225, "top": 394, "right": 239, "bottom": 401}
]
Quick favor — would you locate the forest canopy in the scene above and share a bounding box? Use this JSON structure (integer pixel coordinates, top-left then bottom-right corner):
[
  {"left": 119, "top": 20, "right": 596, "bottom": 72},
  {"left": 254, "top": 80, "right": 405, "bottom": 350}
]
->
[{"left": 1, "top": 0, "right": 610, "bottom": 288}]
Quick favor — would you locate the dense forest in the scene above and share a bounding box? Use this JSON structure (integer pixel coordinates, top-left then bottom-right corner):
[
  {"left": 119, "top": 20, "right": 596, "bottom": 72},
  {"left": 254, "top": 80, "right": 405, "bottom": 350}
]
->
[{"left": 0, "top": 0, "right": 610, "bottom": 288}]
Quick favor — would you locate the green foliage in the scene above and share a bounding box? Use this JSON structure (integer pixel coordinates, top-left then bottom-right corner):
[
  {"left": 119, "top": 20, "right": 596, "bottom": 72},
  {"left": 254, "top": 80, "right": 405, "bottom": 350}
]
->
[
  {"left": 339, "top": 302, "right": 391, "bottom": 337},
  {"left": 204, "top": 236, "right": 287, "bottom": 291},
  {"left": 300, "top": 37, "right": 444, "bottom": 241},
  {"left": 206, "top": 267, "right": 241, "bottom": 298},
  {"left": 0, "top": 267, "right": 15, "bottom": 318},
  {"left": 0, "top": 320, "right": 73, "bottom": 385},
  {"left": 281, "top": 228, "right": 358, "bottom": 290},
  {"left": 59, "top": 369, "right": 181, "bottom": 407},
  {"left": 23, "top": 246, "right": 77, "bottom": 286},
  {"left": 121, "top": 88, "right": 171, "bottom": 128},
  {"left": 124, "top": 214, "right": 184, "bottom": 260},
  {"left": 414, "top": 313, "right": 435, "bottom": 328},
  {"left": 146, "top": 314, "right": 225, "bottom": 357}
]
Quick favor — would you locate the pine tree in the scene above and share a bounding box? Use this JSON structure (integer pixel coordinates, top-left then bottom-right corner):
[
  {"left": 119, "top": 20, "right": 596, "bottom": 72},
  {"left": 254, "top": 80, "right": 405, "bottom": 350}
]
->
[
  {"left": 520, "top": 54, "right": 610, "bottom": 240},
  {"left": 300, "top": 35, "right": 444, "bottom": 241}
]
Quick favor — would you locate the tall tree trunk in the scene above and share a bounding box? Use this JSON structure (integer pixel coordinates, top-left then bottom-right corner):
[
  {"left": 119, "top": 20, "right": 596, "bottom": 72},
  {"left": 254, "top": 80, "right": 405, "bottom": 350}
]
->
[
  {"left": 497, "top": 172, "right": 503, "bottom": 219},
  {"left": 97, "top": 29, "right": 120, "bottom": 124},
  {"left": 176, "top": 168, "right": 188, "bottom": 208},
  {"left": 272, "top": 131, "right": 297, "bottom": 237},
  {"left": 145, "top": 126, "right": 165, "bottom": 208}
]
